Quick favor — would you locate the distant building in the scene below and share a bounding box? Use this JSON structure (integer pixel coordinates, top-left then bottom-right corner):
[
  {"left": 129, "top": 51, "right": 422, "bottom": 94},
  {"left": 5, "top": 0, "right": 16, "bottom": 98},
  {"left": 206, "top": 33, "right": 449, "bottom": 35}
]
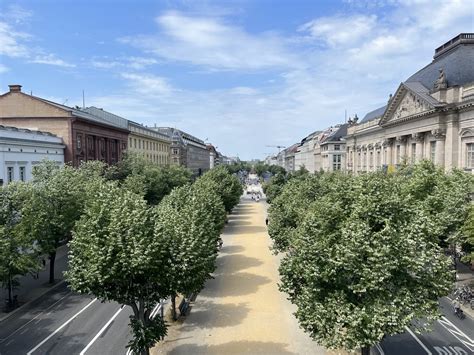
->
[
  {"left": 294, "top": 131, "right": 320, "bottom": 172},
  {"left": 127, "top": 121, "right": 170, "bottom": 166},
  {"left": 345, "top": 33, "right": 474, "bottom": 173},
  {"left": 0, "top": 85, "right": 129, "bottom": 166},
  {"left": 154, "top": 127, "right": 209, "bottom": 176},
  {"left": 206, "top": 144, "right": 220, "bottom": 169},
  {"left": 0, "top": 125, "right": 65, "bottom": 185},
  {"left": 318, "top": 124, "right": 348, "bottom": 172}
]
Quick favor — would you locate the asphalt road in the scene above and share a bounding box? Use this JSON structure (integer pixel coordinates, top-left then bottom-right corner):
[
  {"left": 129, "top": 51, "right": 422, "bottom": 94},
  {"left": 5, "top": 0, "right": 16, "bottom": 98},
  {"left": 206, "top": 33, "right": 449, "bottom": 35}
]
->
[
  {"left": 0, "top": 274, "right": 473, "bottom": 355},
  {"left": 0, "top": 282, "right": 133, "bottom": 355}
]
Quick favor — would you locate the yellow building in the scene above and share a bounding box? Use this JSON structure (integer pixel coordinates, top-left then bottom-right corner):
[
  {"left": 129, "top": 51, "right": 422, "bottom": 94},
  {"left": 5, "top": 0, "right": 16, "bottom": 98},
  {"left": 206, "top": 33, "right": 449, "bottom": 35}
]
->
[{"left": 128, "top": 121, "right": 170, "bottom": 166}]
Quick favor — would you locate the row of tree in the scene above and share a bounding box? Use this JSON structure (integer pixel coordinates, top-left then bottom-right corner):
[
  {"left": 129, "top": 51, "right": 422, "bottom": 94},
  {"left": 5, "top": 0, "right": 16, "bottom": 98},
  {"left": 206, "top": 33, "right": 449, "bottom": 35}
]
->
[
  {"left": 267, "top": 161, "right": 473, "bottom": 354},
  {"left": 1, "top": 156, "right": 243, "bottom": 355}
]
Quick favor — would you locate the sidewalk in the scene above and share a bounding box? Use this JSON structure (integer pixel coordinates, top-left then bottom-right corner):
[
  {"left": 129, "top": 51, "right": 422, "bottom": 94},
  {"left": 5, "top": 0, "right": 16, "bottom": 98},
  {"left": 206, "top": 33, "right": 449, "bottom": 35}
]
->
[
  {"left": 153, "top": 196, "right": 326, "bottom": 355},
  {"left": 0, "top": 244, "right": 68, "bottom": 321},
  {"left": 455, "top": 260, "right": 474, "bottom": 318}
]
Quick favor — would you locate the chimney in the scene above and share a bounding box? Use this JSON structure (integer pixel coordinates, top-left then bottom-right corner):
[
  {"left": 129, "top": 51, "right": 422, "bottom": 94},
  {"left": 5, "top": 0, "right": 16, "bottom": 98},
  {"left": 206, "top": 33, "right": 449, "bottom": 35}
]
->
[{"left": 9, "top": 84, "right": 22, "bottom": 93}]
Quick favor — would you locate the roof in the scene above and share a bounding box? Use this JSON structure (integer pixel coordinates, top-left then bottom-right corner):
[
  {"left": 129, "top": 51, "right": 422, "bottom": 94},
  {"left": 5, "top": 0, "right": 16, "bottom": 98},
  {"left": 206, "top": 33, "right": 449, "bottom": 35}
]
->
[
  {"left": 321, "top": 124, "right": 348, "bottom": 143},
  {"left": 406, "top": 38, "right": 474, "bottom": 89},
  {"left": 81, "top": 107, "right": 129, "bottom": 129},
  {"left": 359, "top": 105, "right": 387, "bottom": 123},
  {"left": 402, "top": 81, "right": 442, "bottom": 106},
  {"left": 0, "top": 124, "right": 64, "bottom": 145},
  {"left": 30, "top": 95, "right": 130, "bottom": 130}
]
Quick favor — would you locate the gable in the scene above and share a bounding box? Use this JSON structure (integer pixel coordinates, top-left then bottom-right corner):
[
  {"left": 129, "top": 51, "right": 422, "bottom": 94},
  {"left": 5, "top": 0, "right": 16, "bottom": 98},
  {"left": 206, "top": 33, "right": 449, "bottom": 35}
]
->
[
  {"left": 0, "top": 92, "right": 72, "bottom": 118},
  {"left": 380, "top": 83, "right": 440, "bottom": 126}
]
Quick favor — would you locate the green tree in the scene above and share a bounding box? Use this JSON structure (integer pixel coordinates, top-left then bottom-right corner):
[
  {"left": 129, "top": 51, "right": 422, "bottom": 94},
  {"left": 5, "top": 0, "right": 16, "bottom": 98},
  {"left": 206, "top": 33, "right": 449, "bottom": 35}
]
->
[
  {"left": 198, "top": 166, "right": 242, "bottom": 212},
  {"left": 0, "top": 182, "right": 39, "bottom": 307},
  {"left": 155, "top": 184, "right": 224, "bottom": 320},
  {"left": 21, "top": 161, "right": 86, "bottom": 284},
  {"left": 262, "top": 172, "right": 287, "bottom": 203},
  {"left": 279, "top": 170, "right": 454, "bottom": 354},
  {"left": 66, "top": 181, "right": 168, "bottom": 355},
  {"left": 108, "top": 153, "right": 192, "bottom": 205}
]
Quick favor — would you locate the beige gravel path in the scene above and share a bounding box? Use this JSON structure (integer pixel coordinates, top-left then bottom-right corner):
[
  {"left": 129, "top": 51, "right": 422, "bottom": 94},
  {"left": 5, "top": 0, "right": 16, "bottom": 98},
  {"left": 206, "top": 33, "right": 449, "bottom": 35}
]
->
[{"left": 153, "top": 195, "right": 326, "bottom": 355}]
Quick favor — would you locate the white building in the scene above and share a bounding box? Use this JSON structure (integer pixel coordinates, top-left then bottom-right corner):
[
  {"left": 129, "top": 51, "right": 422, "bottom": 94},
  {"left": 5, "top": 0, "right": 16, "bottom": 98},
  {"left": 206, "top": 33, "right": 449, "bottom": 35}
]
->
[
  {"left": 294, "top": 131, "right": 320, "bottom": 172},
  {"left": 345, "top": 33, "right": 474, "bottom": 173},
  {"left": 0, "top": 125, "right": 65, "bottom": 185}
]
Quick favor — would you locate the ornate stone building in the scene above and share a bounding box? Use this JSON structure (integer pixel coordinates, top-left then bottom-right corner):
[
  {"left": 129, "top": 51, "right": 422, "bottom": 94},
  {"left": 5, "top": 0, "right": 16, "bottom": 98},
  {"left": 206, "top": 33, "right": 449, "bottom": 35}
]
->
[
  {"left": 0, "top": 85, "right": 129, "bottom": 167},
  {"left": 345, "top": 33, "right": 474, "bottom": 173}
]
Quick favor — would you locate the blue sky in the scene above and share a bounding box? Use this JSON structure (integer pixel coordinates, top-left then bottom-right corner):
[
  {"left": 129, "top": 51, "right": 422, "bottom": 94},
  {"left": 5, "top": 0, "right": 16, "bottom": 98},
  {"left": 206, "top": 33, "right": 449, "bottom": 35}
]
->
[{"left": 1, "top": 0, "right": 473, "bottom": 160}]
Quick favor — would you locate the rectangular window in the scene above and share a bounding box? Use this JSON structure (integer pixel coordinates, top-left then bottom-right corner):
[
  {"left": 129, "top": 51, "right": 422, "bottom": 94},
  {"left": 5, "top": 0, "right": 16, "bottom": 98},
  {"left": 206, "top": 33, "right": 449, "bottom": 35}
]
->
[
  {"left": 332, "top": 154, "right": 341, "bottom": 170},
  {"left": 134, "top": 138, "right": 137, "bottom": 149},
  {"left": 377, "top": 151, "right": 381, "bottom": 167},
  {"left": 369, "top": 151, "right": 373, "bottom": 168},
  {"left": 363, "top": 152, "right": 367, "bottom": 169},
  {"left": 430, "top": 141, "right": 436, "bottom": 162},
  {"left": 396, "top": 145, "right": 401, "bottom": 164},
  {"left": 467, "top": 143, "right": 474, "bottom": 168},
  {"left": 19, "top": 166, "right": 25, "bottom": 181},
  {"left": 334, "top": 144, "right": 340, "bottom": 151},
  {"left": 77, "top": 134, "right": 82, "bottom": 150},
  {"left": 411, "top": 143, "right": 416, "bottom": 163},
  {"left": 7, "top": 166, "right": 14, "bottom": 183},
  {"left": 358, "top": 153, "right": 361, "bottom": 169}
]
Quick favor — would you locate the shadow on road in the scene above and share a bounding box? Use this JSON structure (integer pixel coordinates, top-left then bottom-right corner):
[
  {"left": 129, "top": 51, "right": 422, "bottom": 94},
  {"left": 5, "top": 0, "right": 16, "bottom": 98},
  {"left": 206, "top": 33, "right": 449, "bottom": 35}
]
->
[
  {"left": 180, "top": 301, "right": 250, "bottom": 331},
  {"left": 219, "top": 245, "right": 245, "bottom": 254},
  {"left": 204, "top": 272, "right": 271, "bottom": 298},
  {"left": 215, "top": 254, "right": 263, "bottom": 274},
  {"left": 166, "top": 340, "right": 295, "bottom": 354},
  {"left": 226, "top": 225, "right": 268, "bottom": 234}
]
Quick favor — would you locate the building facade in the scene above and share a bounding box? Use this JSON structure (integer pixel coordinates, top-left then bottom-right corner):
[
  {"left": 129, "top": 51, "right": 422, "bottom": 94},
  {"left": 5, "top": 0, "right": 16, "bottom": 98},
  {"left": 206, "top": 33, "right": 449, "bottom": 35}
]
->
[
  {"left": 155, "top": 127, "right": 210, "bottom": 176},
  {"left": 0, "top": 125, "right": 65, "bottom": 185},
  {"left": 318, "top": 124, "right": 348, "bottom": 172},
  {"left": 0, "top": 86, "right": 129, "bottom": 167},
  {"left": 127, "top": 121, "right": 170, "bottom": 165},
  {"left": 294, "top": 131, "right": 320, "bottom": 172},
  {"left": 345, "top": 34, "right": 474, "bottom": 173}
]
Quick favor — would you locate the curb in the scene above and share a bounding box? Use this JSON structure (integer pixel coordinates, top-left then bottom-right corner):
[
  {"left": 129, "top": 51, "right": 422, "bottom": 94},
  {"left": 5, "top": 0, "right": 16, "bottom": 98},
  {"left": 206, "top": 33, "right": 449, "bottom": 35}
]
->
[{"left": 0, "top": 280, "right": 66, "bottom": 323}]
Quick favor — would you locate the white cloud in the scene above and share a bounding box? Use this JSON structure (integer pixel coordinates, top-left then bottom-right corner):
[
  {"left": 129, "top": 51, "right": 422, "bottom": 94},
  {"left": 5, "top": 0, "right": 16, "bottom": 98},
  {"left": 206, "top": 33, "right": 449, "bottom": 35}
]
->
[
  {"left": 300, "top": 14, "right": 377, "bottom": 47},
  {"left": 30, "top": 54, "right": 76, "bottom": 68},
  {"left": 0, "top": 22, "right": 30, "bottom": 57},
  {"left": 121, "top": 72, "right": 174, "bottom": 96},
  {"left": 119, "top": 11, "right": 300, "bottom": 71},
  {"left": 91, "top": 56, "right": 157, "bottom": 70},
  {"left": 1, "top": 4, "right": 33, "bottom": 24}
]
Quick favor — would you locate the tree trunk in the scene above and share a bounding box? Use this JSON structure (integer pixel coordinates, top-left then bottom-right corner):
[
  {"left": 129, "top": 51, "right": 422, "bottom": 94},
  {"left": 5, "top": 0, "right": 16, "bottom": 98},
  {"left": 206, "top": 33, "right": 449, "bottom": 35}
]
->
[
  {"left": 49, "top": 251, "right": 56, "bottom": 284},
  {"left": 171, "top": 293, "right": 177, "bottom": 321},
  {"left": 361, "top": 345, "right": 370, "bottom": 355}
]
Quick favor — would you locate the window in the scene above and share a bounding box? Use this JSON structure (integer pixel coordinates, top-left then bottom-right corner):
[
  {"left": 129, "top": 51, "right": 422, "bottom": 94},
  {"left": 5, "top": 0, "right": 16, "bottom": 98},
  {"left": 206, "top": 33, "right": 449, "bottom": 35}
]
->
[
  {"left": 363, "top": 152, "right": 367, "bottom": 169},
  {"left": 77, "top": 134, "right": 82, "bottom": 150},
  {"left": 430, "top": 141, "right": 436, "bottom": 162},
  {"left": 334, "top": 144, "right": 340, "bottom": 151},
  {"left": 358, "top": 153, "right": 361, "bottom": 169},
  {"left": 134, "top": 138, "right": 137, "bottom": 149},
  {"left": 332, "top": 154, "right": 341, "bottom": 170},
  {"left": 172, "top": 148, "right": 179, "bottom": 155},
  {"left": 377, "top": 151, "right": 381, "bottom": 167},
  {"left": 19, "top": 166, "right": 25, "bottom": 181},
  {"left": 369, "top": 151, "right": 373, "bottom": 168},
  {"left": 396, "top": 145, "right": 401, "bottom": 164},
  {"left": 467, "top": 143, "right": 474, "bottom": 168},
  {"left": 139, "top": 140, "right": 141, "bottom": 149},
  {"left": 411, "top": 143, "right": 416, "bottom": 163},
  {"left": 7, "top": 167, "right": 14, "bottom": 183}
]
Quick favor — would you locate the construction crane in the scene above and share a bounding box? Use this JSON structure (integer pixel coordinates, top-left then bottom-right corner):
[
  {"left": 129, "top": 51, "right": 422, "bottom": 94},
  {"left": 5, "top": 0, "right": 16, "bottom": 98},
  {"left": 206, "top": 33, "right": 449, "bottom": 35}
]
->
[{"left": 266, "top": 145, "right": 285, "bottom": 153}]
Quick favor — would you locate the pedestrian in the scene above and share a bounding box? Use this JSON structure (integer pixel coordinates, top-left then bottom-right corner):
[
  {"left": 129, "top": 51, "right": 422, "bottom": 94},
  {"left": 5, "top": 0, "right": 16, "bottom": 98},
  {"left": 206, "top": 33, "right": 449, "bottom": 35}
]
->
[{"left": 265, "top": 217, "right": 269, "bottom": 226}]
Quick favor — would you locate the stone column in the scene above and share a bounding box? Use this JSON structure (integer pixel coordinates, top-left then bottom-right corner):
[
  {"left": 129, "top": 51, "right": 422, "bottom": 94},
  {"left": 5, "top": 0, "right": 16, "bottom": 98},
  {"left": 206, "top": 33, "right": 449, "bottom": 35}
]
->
[
  {"left": 432, "top": 129, "right": 446, "bottom": 168},
  {"left": 396, "top": 136, "right": 407, "bottom": 164},
  {"left": 382, "top": 139, "right": 392, "bottom": 166},
  {"left": 444, "top": 116, "right": 459, "bottom": 170},
  {"left": 412, "top": 133, "right": 425, "bottom": 162}
]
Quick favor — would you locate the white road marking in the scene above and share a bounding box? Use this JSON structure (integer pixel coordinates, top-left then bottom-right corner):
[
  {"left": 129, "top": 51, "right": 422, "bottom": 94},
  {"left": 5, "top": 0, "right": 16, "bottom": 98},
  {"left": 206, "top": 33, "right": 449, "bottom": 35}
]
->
[
  {"left": 0, "top": 292, "right": 71, "bottom": 343},
  {"left": 437, "top": 316, "right": 474, "bottom": 352},
  {"left": 26, "top": 298, "right": 97, "bottom": 355},
  {"left": 375, "top": 343, "right": 385, "bottom": 355},
  {"left": 79, "top": 305, "right": 124, "bottom": 355},
  {"left": 405, "top": 326, "right": 433, "bottom": 355},
  {"left": 124, "top": 302, "right": 163, "bottom": 355}
]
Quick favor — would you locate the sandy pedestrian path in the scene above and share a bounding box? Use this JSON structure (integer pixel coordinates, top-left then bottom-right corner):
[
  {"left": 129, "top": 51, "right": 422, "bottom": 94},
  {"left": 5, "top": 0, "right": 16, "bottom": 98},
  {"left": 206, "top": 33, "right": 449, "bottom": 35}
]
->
[{"left": 153, "top": 195, "right": 326, "bottom": 355}]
